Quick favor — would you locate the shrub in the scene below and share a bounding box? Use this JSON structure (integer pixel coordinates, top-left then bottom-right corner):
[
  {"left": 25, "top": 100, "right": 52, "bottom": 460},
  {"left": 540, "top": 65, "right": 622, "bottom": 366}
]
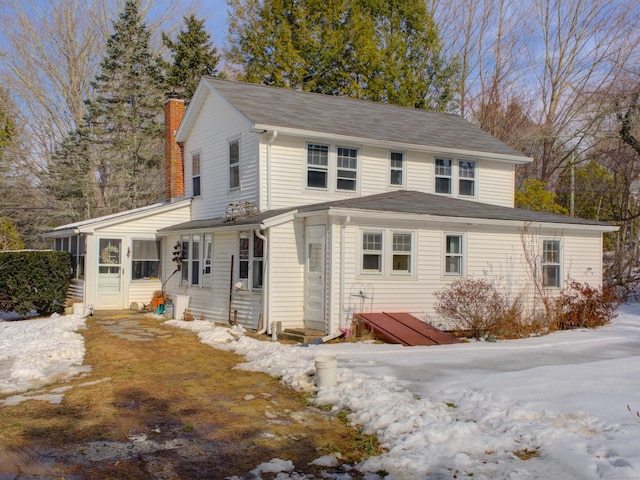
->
[
  {"left": 435, "top": 278, "right": 524, "bottom": 339},
  {"left": 549, "top": 280, "right": 621, "bottom": 330},
  {"left": 0, "top": 250, "right": 71, "bottom": 316}
]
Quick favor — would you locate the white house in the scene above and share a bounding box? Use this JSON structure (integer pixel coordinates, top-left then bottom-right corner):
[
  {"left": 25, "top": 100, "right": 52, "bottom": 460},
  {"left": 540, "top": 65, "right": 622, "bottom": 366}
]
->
[{"left": 46, "top": 78, "right": 616, "bottom": 335}]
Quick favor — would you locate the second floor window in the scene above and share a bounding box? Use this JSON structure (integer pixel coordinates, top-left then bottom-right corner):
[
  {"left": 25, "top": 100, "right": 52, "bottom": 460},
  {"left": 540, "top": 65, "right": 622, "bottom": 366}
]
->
[
  {"left": 337, "top": 147, "right": 358, "bottom": 191},
  {"left": 435, "top": 158, "right": 452, "bottom": 194},
  {"left": 459, "top": 161, "right": 476, "bottom": 196},
  {"left": 390, "top": 151, "right": 404, "bottom": 187},
  {"left": 192, "top": 153, "right": 201, "bottom": 197},
  {"left": 307, "top": 144, "right": 329, "bottom": 189},
  {"left": 229, "top": 139, "right": 240, "bottom": 189}
]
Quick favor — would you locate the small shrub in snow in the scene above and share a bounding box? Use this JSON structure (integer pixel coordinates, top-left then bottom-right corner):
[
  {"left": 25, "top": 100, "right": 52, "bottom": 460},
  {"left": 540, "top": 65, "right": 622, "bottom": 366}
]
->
[
  {"left": 435, "top": 278, "right": 524, "bottom": 339},
  {"left": 549, "top": 280, "right": 621, "bottom": 330}
]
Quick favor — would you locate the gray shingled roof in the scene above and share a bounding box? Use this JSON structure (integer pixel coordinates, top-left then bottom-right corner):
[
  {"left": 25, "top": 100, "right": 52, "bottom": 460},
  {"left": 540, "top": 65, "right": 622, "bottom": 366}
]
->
[
  {"left": 159, "top": 191, "right": 614, "bottom": 233},
  {"left": 203, "top": 78, "right": 529, "bottom": 160}
]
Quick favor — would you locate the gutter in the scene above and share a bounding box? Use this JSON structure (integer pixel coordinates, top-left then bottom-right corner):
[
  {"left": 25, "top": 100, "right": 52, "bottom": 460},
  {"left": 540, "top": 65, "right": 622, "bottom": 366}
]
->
[{"left": 266, "top": 130, "right": 278, "bottom": 210}]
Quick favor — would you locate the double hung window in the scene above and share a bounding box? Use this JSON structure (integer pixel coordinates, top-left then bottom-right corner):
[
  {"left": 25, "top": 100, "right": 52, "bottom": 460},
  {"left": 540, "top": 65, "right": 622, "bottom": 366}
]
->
[
  {"left": 435, "top": 158, "right": 477, "bottom": 197},
  {"left": 445, "top": 234, "right": 463, "bottom": 275},
  {"left": 307, "top": 144, "right": 329, "bottom": 189},
  {"left": 229, "top": 139, "right": 240, "bottom": 189},
  {"left": 192, "top": 153, "right": 201, "bottom": 197},
  {"left": 337, "top": 147, "right": 357, "bottom": 191},
  {"left": 389, "top": 151, "right": 405, "bottom": 187},
  {"left": 361, "top": 230, "right": 413, "bottom": 276},
  {"left": 435, "top": 158, "right": 452, "bottom": 194},
  {"left": 542, "top": 239, "right": 561, "bottom": 287}
]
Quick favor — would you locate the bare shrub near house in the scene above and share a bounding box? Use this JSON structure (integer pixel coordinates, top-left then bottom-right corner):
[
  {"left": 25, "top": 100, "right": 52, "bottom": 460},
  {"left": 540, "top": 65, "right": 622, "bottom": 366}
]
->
[
  {"left": 548, "top": 280, "right": 621, "bottom": 331},
  {"left": 435, "top": 278, "right": 529, "bottom": 339}
]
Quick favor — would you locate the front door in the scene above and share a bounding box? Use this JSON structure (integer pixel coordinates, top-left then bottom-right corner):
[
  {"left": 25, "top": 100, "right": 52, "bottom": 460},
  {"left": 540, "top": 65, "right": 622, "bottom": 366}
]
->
[
  {"left": 96, "top": 238, "right": 124, "bottom": 309},
  {"left": 304, "top": 225, "right": 326, "bottom": 331}
]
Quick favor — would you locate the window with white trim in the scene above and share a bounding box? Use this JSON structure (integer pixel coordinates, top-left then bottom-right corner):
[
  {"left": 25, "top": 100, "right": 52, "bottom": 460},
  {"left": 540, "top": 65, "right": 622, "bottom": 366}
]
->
[
  {"left": 202, "top": 234, "right": 212, "bottom": 287},
  {"left": 132, "top": 239, "right": 161, "bottom": 280},
  {"left": 180, "top": 236, "right": 189, "bottom": 284},
  {"left": 337, "top": 146, "right": 358, "bottom": 191},
  {"left": 459, "top": 161, "right": 476, "bottom": 196},
  {"left": 238, "top": 231, "right": 264, "bottom": 289},
  {"left": 542, "top": 239, "right": 561, "bottom": 287},
  {"left": 361, "top": 230, "right": 414, "bottom": 276},
  {"left": 229, "top": 139, "right": 240, "bottom": 190},
  {"left": 445, "top": 234, "right": 463, "bottom": 275},
  {"left": 392, "top": 233, "right": 412, "bottom": 273},
  {"left": 389, "top": 151, "right": 405, "bottom": 187},
  {"left": 307, "top": 144, "right": 329, "bottom": 189},
  {"left": 53, "top": 235, "right": 85, "bottom": 279},
  {"left": 362, "top": 231, "right": 383, "bottom": 273},
  {"left": 190, "top": 236, "right": 200, "bottom": 286},
  {"left": 192, "top": 153, "right": 201, "bottom": 197},
  {"left": 435, "top": 158, "right": 478, "bottom": 198},
  {"left": 435, "top": 158, "right": 452, "bottom": 194}
]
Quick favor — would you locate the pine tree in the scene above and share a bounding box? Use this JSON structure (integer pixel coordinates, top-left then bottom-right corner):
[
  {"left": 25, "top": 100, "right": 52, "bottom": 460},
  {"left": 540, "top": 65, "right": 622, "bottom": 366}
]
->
[
  {"left": 227, "top": 0, "right": 459, "bottom": 111},
  {"left": 82, "top": 0, "right": 166, "bottom": 214},
  {"left": 162, "top": 14, "right": 221, "bottom": 103}
]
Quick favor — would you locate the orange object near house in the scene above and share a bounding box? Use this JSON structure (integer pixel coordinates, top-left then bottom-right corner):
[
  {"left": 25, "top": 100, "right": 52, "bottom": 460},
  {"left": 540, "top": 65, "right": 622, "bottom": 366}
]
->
[{"left": 152, "top": 297, "right": 164, "bottom": 309}]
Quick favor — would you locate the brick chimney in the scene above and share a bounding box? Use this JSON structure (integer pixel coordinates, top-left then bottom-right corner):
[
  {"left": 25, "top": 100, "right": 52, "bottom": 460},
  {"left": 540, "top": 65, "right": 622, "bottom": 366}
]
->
[{"left": 164, "top": 96, "right": 185, "bottom": 200}]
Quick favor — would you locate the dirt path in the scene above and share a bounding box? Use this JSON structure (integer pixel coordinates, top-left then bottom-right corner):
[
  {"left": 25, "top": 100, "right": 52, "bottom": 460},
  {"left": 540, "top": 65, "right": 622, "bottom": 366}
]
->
[{"left": 0, "top": 313, "right": 375, "bottom": 479}]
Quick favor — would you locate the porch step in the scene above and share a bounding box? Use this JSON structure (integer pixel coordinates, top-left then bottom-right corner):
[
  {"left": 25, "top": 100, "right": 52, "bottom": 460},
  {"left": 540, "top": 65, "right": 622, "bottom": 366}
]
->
[{"left": 279, "top": 328, "right": 325, "bottom": 344}]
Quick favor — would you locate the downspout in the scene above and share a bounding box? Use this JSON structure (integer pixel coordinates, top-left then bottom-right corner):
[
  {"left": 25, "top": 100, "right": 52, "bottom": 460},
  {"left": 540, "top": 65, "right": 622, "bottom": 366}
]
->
[
  {"left": 266, "top": 130, "right": 278, "bottom": 211},
  {"left": 255, "top": 228, "right": 269, "bottom": 335},
  {"left": 340, "top": 216, "right": 351, "bottom": 332}
]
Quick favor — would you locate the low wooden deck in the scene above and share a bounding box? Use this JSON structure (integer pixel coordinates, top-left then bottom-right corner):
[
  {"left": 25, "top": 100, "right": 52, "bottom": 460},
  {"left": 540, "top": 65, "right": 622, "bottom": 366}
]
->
[{"left": 357, "top": 312, "right": 461, "bottom": 346}]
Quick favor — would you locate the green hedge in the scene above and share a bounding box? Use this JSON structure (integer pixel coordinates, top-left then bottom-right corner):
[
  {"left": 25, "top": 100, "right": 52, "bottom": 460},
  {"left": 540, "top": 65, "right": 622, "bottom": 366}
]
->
[{"left": 0, "top": 250, "right": 71, "bottom": 316}]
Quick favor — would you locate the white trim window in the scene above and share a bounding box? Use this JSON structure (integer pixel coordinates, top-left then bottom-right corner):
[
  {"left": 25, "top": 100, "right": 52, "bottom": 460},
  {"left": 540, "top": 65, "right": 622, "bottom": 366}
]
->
[
  {"left": 445, "top": 234, "right": 464, "bottom": 275},
  {"left": 307, "top": 144, "right": 329, "bottom": 189},
  {"left": 435, "top": 158, "right": 452, "bottom": 194},
  {"left": 392, "top": 232, "right": 412, "bottom": 273},
  {"left": 389, "top": 151, "right": 405, "bottom": 187},
  {"left": 458, "top": 161, "right": 476, "bottom": 196},
  {"left": 202, "top": 234, "right": 213, "bottom": 287},
  {"left": 542, "top": 239, "right": 561, "bottom": 288},
  {"left": 192, "top": 153, "right": 201, "bottom": 197},
  {"left": 362, "top": 231, "right": 383, "bottom": 273},
  {"left": 435, "top": 158, "right": 477, "bottom": 198},
  {"left": 180, "top": 236, "right": 189, "bottom": 284},
  {"left": 132, "top": 239, "right": 161, "bottom": 280},
  {"left": 238, "top": 231, "right": 264, "bottom": 290},
  {"left": 229, "top": 138, "right": 240, "bottom": 190},
  {"left": 180, "top": 235, "right": 206, "bottom": 287},
  {"left": 361, "top": 230, "right": 414, "bottom": 276},
  {"left": 336, "top": 146, "right": 358, "bottom": 191}
]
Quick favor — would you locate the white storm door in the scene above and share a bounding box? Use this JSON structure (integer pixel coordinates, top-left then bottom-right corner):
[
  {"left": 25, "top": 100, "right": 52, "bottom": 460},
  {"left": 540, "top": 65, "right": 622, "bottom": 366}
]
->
[
  {"left": 96, "top": 238, "right": 124, "bottom": 309},
  {"left": 304, "top": 225, "right": 326, "bottom": 329}
]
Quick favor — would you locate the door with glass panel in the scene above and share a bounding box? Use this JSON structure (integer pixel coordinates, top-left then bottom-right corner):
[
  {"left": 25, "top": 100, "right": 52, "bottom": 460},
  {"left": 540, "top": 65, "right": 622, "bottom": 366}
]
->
[{"left": 96, "top": 238, "right": 124, "bottom": 309}]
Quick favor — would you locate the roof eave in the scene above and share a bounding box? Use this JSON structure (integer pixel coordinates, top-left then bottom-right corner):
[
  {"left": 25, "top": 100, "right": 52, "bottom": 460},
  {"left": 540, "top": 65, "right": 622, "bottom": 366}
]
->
[{"left": 296, "top": 207, "right": 618, "bottom": 232}]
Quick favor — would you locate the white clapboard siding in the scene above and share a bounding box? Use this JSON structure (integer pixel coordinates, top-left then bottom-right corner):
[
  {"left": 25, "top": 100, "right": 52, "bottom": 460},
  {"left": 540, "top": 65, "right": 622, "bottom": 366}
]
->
[
  {"left": 183, "top": 91, "right": 261, "bottom": 221},
  {"left": 268, "top": 221, "right": 305, "bottom": 330},
  {"left": 324, "top": 217, "right": 606, "bottom": 333},
  {"left": 266, "top": 134, "right": 517, "bottom": 209}
]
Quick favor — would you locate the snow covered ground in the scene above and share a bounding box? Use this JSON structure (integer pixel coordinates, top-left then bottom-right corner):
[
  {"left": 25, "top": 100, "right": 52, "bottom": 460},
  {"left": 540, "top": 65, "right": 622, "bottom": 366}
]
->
[{"left": 1, "top": 305, "right": 640, "bottom": 479}]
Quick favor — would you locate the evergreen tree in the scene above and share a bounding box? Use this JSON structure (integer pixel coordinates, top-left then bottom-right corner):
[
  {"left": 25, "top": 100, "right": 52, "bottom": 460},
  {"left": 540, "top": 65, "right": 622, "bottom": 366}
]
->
[
  {"left": 227, "top": 0, "right": 459, "bottom": 111},
  {"left": 162, "top": 14, "right": 221, "bottom": 103},
  {"left": 82, "top": 0, "right": 166, "bottom": 215},
  {"left": 44, "top": 127, "right": 95, "bottom": 224}
]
